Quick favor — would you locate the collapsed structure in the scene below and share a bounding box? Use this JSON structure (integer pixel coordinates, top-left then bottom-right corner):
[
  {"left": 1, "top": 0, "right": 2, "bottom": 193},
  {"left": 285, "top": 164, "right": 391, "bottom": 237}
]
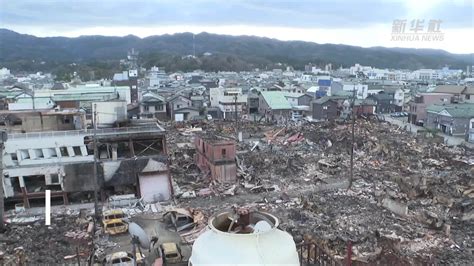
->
[
  {"left": 169, "top": 118, "right": 474, "bottom": 265},
  {"left": 1, "top": 109, "right": 172, "bottom": 208},
  {"left": 194, "top": 134, "right": 236, "bottom": 183}
]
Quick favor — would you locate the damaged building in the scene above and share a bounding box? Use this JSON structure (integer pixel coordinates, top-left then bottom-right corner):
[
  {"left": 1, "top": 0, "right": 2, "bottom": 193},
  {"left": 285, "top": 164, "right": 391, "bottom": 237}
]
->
[
  {"left": 2, "top": 112, "right": 172, "bottom": 207},
  {"left": 194, "top": 134, "right": 236, "bottom": 183}
]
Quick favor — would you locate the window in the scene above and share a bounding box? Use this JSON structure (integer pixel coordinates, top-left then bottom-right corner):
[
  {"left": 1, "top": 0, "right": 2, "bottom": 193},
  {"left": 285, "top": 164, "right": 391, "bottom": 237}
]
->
[
  {"left": 63, "top": 116, "right": 71, "bottom": 124},
  {"left": 34, "top": 149, "right": 44, "bottom": 159},
  {"left": 73, "top": 146, "right": 82, "bottom": 156},
  {"left": 222, "top": 149, "right": 226, "bottom": 157},
  {"left": 323, "top": 106, "right": 328, "bottom": 110},
  {"left": 466, "top": 95, "right": 471, "bottom": 100},
  {"left": 156, "top": 104, "right": 163, "bottom": 111},
  {"left": 177, "top": 104, "right": 181, "bottom": 109},
  {"left": 60, "top": 147, "right": 68, "bottom": 157},
  {"left": 50, "top": 174, "right": 59, "bottom": 184},
  {"left": 11, "top": 153, "right": 18, "bottom": 162},
  {"left": 20, "top": 150, "right": 30, "bottom": 159},
  {"left": 144, "top": 105, "right": 149, "bottom": 111}
]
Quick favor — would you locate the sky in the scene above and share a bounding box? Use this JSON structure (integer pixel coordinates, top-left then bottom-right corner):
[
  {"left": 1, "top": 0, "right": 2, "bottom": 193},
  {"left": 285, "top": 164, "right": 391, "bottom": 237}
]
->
[{"left": 1, "top": 0, "right": 473, "bottom": 53}]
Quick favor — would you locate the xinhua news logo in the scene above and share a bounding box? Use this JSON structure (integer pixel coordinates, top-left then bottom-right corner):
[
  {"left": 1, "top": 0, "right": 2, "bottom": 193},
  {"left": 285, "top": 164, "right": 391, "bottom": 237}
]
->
[{"left": 391, "top": 19, "right": 444, "bottom": 42}]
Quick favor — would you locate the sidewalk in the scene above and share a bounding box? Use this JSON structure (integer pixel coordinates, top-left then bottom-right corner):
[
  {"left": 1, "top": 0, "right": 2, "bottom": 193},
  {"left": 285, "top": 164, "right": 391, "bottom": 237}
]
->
[{"left": 383, "top": 115, "right": 474, "bottom": 148}]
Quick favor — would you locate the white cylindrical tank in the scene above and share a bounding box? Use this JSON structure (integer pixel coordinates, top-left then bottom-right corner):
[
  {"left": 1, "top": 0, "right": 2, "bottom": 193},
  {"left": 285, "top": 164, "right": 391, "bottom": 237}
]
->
[{"left": 190, "top": 211, "right": 299, "bottom": 265}]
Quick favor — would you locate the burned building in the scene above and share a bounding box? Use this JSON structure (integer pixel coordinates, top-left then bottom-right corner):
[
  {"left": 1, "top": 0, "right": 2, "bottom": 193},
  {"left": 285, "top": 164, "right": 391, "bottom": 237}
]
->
[
  {"left": 2, "top": 123, "right": 172, "bottom": 207},
  {"left": 194, "top": 134, "right": 236, "bottom": 183},
  {"left": 0, "top": 109, "right": 86, "bottom": 133}
]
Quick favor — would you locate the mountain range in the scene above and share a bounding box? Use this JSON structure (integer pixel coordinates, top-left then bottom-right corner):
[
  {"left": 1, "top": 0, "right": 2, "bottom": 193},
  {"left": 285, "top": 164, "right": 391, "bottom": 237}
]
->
[{"left": 0, "top": 28, "right": 472, "bottom": 76}]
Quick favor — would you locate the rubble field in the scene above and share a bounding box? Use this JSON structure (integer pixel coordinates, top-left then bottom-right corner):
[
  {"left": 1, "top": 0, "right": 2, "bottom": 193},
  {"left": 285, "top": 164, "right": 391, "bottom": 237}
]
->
[
  {"left": 0, "top": 214, "right": 93, "bottom": 264},
  {"left": 169, "top": 119, "right": 474, "bottom": 264},
  {"left": 1, "top": 118, "right": 473, "bottom": 264}
]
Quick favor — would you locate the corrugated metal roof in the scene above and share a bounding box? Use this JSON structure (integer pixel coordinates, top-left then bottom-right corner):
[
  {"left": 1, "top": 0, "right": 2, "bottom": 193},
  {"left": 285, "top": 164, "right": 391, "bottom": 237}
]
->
[
  {"left": 429, "top": 103, "right": 474, "bottom": 118},
  {"left": 260, "top": 91, "right": 292, "bottom": 110},
  {"left": 433, "top": 85, "right": 466, "bottom": 94},
  {"left": 426, "top": 104, "right": 447, "bottom": 113}
]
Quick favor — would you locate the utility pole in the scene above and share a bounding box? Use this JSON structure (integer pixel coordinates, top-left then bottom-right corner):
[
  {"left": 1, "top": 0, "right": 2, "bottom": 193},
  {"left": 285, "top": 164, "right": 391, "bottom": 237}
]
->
[
  {"left": 348, "top": 87, "right": 356, "bottom": 190},
  {"left": 0, "top": 131, "right": 7, "bottom": 232},
  {"left": 93, "top": 104, "right": 99, "bottom": 222},
  {"left": 32, "top": 90, "right": 35, "bottom": 111},
  {"left": 234, "top": 94, "right": 238, "bottom": 122}
]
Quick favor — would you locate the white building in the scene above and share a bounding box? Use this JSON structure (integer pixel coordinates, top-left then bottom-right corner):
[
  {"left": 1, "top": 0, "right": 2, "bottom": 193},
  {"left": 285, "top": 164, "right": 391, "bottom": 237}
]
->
[
  {"left": 2, "top": 124, "right": 172, "bottom": 207},
  {"left": 341, "top": 83, "right": 368, "bottom": 99},
  {"left": 209, "top": 87, "right": 247, "bottom": 119},
  {"left": 92, "top": 101, "right": 127, "bottom": 127},
  {"left": 147, "top": 66, "right": 169, "bottom": 87},
  {"left": 350, "top": 64, "right": 373, "bottom": 75},
  {"left": 0, "top": 67, "right": 11, "bottom": 79},
  {"left": 33, "top": 84, "right": 131, "bottom": 104},
  {"left": 413, "top": 69, "right": 437, "bottom": 80}
]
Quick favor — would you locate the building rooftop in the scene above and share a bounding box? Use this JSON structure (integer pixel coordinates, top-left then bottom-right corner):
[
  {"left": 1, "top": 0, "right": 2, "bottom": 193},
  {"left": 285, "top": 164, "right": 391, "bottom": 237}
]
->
[
  {"left": 427, "top": 103, "right": 474, "bottom": 118},
  {"left": 7, "top": 124, "right": 166, "bottom": 140},
  {"left": 282, "top": 92, "right": 304, "bottom": 98},
  {"left": 52, "top": 92, "right": 119, "bottom": 102},
  {"left": 260, "top": 91, "right": 292, "bottom": 110},
  {"left": 432, "top": 85, "right": 466, "bottom": 94}
]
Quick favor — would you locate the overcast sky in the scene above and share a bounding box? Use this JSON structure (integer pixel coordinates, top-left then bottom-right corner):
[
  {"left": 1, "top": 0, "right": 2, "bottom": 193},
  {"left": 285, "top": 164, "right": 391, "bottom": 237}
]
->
[{"left": 1, "top": 0, "right": 473, "bottom": 53}]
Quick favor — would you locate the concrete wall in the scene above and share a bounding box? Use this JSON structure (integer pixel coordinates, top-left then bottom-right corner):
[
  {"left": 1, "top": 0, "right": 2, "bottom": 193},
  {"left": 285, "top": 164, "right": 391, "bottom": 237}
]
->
[
  {"left": 1, "top": 112, "right": 85, "bottom": 133},
  {"left": 93, "top": 101, "right": 127, "bottom": 127}
]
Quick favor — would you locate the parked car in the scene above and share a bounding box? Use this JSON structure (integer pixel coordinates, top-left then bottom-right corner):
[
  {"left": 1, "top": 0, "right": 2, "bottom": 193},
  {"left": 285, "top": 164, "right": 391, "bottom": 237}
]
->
[
  {"left": 104, "top": 251, "right": 134, "bottom": 266},
  {"left": 102, "top": 210, "right": 129, "bottom": 235},
  {"left": 161, "top": 242, "right": 183, "bottom": 264},
  {"left": 103, "top": 209, "right": 127, "bottom": 221},
  {"left": 390, "top": 112, "right": 402, "bottom": 117}
]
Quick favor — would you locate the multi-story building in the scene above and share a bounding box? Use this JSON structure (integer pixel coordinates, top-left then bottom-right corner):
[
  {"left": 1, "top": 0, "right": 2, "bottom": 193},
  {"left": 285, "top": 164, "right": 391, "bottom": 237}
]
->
[
  {"left": 2, "top": 114, "right": 172, "bottom": 207},
  {"left": 409, "top": 93, "right": 452, "bottom": 125},
  {"left": 209, "top": 87, "right": 247, "bottom": 119},
  {"left": 194, "top": 135, "right": 236, "bottom": 183},
  {"left": 425, "top": 103, "right": 474, "bottom": 138},
  {"left": 139, "top": 92, "right": 167, "bottom": 120}
]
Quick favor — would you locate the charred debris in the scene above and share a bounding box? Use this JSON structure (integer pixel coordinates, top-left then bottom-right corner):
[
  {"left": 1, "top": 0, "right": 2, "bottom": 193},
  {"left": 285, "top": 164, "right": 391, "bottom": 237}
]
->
[{"left": 1, "top": 117, "right": 473, "bottom": 264}]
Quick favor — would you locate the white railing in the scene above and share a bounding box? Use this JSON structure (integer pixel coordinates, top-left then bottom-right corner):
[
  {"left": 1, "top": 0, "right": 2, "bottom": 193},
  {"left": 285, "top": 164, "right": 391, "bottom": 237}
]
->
[{"left": 8, "top": 125, "right": 165, "bottom": 140}]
